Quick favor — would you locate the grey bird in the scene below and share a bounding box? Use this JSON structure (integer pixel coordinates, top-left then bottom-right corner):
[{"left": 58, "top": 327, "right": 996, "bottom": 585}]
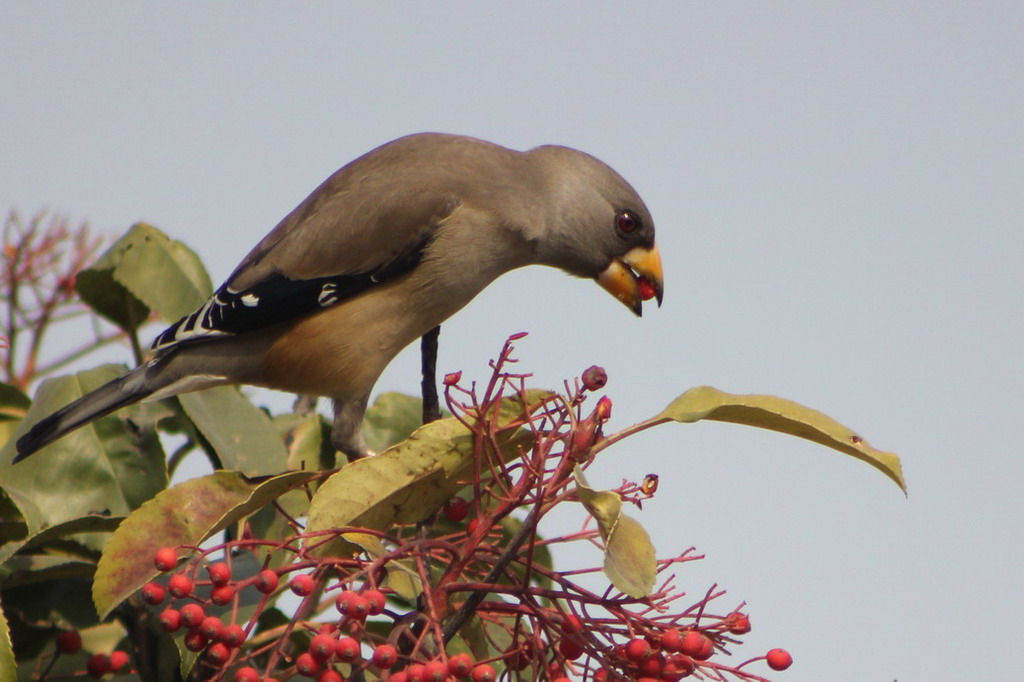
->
[{"left": 13, "top": 133, "right": 663, "bottom": 463}]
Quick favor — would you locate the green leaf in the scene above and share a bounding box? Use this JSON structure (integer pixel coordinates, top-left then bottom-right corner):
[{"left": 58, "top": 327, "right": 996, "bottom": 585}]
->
[
  {"left": 305, "top": 390, "right": 551, "bottom": 556},
  {"left": 574, "top": 466, "right": 656, "bottom": 598},
  {"left": 75, "top": 222, "right": 212, "bottom": 330},
  {"left": 92, "top": 470, "right": 316, "bottom": 618},
  {"left": 361, "top": 392, "right": 433, "bottom": 453},
  {"left": 179, "top": 387, "right": 287, "bottom": 476},
  {"left": 0, "top": 366, "right": 167, "bottom": 540},
  {"left": 651, "top": 386, "right": 907, "bottom": 492}
]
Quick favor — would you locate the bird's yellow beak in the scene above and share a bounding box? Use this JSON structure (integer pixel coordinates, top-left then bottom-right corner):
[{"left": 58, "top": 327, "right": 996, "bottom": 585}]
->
[{"left": 596, "top": 244, "right": 664, "bottom": 316}]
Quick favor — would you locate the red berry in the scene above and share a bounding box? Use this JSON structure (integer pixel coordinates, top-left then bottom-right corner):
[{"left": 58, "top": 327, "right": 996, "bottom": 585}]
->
[
  {"left": 337, "top": 593, "right": 369, "bottom": 621},
  {"left": 207, "top": 561, "right": 231, "bottom": 586},
  {"left": 221, "top": 624, "right": 246, "bottom": 648},
  {"left": 206, "top": 642, "right": 231, "bottom": 666},
  {"left": 154, "top": 547, "right": 178, "bottom": 572},
  {"left": 561, "top": 613, "right": 583, "bottom": 635},
  {"left": 406, "top": 663, "right": 426, "bottom": 682},
  {"left": 470, "top": 664, "right": 497, "bottom": 682},
  {"left": 141, "top": 581, "right": 166, "bottom": 605},
  {"left": 199, "top": 615, "right": 224, "bottom": 640},
  {"left": 318, "top": 671, "right": 343, "bottom": 682},
  {"left": 334, "top": 636, "right": 360, "bottom": 663},
  {"left": 766, "top": 648, "right": 792, "bottom": 671},
  {"left": 422, "top": 660, "right": 447, "bottom": 682},
  {"left": 179, "top": 603, "right": 206, "bottom": 629},
  {"left": 109, "top": 650, "right": 130, "bottom": 672},
  {"left": 211, "top": 584, "right": 235, "bottom": 605},
  {"left": 661, "top": 654, "right": 695, "bottom": 680},
  {"left": 593, "top": 669, "right": 608, "bottom": 682},
  {"left": 660, "top": 628, "right": 683, "bottom": 653},
  {"left": 447, "top": 652, "right": 473, "bottom": 677},
  {"left": 295, "top": 652, "right": 322, "bottom": 677},
  {"left": 158, "top": 608, "right": 182, "bottom": 632},
  {"left": 678, "top": 631, "right": 713, "bottom": 660},
  {"left": 724, "top": 612, "right": 751, "bottom": 635},
  {"left": 168, "top": 573, "right": 193, "bottom": 598},
  {"left": 290, "top": 573, "right": 315, "bottom": 596},
  {"left": 255, "top": 569, "right": 279, "bottom": 594},
  {"left": 581, "top": 365, "right": 608, "bottom": 390},
  {"left": 390, "top": 673, "right": 409, "bottom": 682},
  {"left": 637, "top": 275, "right": 658, "bottom": 301},
  {"left": 625, "top": 637, "right": 652, "bottom": 662},
  {"left": 364, "top": 588, "right": 386, "bottom": 615},
  {"left": 372, "top": 643, "right": 398, "bottom": 669},
  {"left": 87, "top": 653, "right": 111, "bottom": 678},
  {"left": 638, "top": 652, "right": 665, "bottom": 676},
  {"left": 309, "top": 633, "right": 336, "bottom": 662},
  {"left": 558, "top": 637, "right": 584, "bottom": 660},
  {"left": 234, "top": 666, "right": 260, "bottom": 682},
  {"left": 184, "top": 630, "right": 208, "bottom": 652},
  {"left": 55, "top": 630, "right": 82, "bottom": 654},
  {"left": 442, "top": 496, "right": 470, "bottom": 522}
]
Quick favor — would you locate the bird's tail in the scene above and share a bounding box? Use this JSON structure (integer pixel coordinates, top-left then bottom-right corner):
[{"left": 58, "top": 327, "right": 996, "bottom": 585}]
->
[{"left": 13, "top": 360, "right": 173, "bottom": 463}]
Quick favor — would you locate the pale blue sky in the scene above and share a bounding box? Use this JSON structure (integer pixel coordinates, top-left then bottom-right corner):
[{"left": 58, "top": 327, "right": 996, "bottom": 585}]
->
[{"left": 3, "top": 3, "right": 1022, "bottom": 680}]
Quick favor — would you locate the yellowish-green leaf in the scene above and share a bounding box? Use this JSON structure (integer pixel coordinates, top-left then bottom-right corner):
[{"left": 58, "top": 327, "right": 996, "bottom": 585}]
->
[
  {"left": 0, "top": 603, "right": 14, "bottom": 682},
  {"left": 342, "top": 533, "right": 423, "bottom": 600},
  {"left": 305, "top": 390, "right": 551, "bottom": 556},
  {"left": 573, "top": 467, "right": 656, "bottom": 598},
  {"left": 93, "top": 470, "right": 316, "bottom": 618},
  {"left": 652, "top": 386, "right": 906, "bottom": 492}
]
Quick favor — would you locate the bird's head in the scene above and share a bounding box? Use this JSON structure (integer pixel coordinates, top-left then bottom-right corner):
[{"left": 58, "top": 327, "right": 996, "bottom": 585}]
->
[{"left": 527, "top": 144, "right": 664, "bottom": 316}]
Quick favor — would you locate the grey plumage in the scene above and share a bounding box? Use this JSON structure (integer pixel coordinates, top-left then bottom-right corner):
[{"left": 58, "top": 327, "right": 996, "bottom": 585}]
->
[{"left": 14, "top": 133, "right": 663, "bottom": 463}]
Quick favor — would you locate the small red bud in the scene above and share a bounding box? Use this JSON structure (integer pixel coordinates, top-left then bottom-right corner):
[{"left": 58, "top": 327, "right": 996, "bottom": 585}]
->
[
  {"left": 141, "top": 581, "right": 166, "bottom": 605},
  {"left": 153, "top": 547, "right": 178, "bottom": 572},
  {"left": 595, "top": 395, "right": 613, "bottom": 421},
  {"left": 295, "top": 652, "right": 321, "bottom": 677},
  {"left": 334, "top": 636, "right": 361, "bottom": 663},
  {"left": 443, "top": 371, "right": 462, "bottom": 386},
  {"left": 211, "top": 584, "right": 234, "bottom": 605},
  {"left": 766, "top": 648, "right": 793, "bottom": 671},
  {"left": 290, "top": 573, "right": 315, "bottom": 596},
  {"left": 86, "top": 653, "right": 111, "bottom": 678},
  {"left": 109, "top": 650, "right": 130, "bottom": 671},
  {"left": 371, "top": 643, "right": 398, "bottom": 669},
  {"left": 207, "top": 561, "right": 231, "bottom": 586},
  {"left": 637, "top": 275, "right": 658, "bottom": 301},
  {"left": 442, "top": 496, "right": 470, "bottom": 522},
  {"left": 55, "top": 630, "right": 82, "bottom": 654},
  {"left": 581, "top": 365, "right": 608, "bottom": 391},
  {"left": 158, "top": 608, "right": 182, "bottom": 632},
  {"left": 364, "top": 588, "right": 386, "bottom": 615},
  {"left": 167, "top": 573, "right": 193, "bottom": 598},
  {"left": 179, "top": 603, "right": 206, "bottom": 629},
  {"left": 254, "top": 569, "right": 279, "bottom": 594},
  {"left": 725, "top": 612, "right": 751, "bottom": 634}
]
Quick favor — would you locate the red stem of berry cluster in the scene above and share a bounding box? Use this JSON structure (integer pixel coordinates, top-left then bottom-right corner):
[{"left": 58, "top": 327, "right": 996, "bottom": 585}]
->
[{"left": 123, "top": 334, "right": 785, "bottom": 681}]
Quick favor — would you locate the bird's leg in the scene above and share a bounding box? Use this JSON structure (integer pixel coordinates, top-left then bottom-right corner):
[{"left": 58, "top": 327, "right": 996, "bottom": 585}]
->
[
  {"left": 331, "top": 395, "right": 371, "bottom": 462},
  {"left": 420, "top": 325, "right": 442, "bottom": 424}
]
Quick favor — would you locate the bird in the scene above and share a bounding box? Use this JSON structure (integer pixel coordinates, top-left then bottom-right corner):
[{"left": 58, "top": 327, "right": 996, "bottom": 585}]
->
[{"left": 13, "top": 132, "right": 663, "bottom": 463}]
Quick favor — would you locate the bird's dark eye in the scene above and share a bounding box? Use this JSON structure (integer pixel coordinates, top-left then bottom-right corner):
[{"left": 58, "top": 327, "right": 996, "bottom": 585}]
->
[{"left": 616, "top": 211, "right": 639, "bottom": 235}]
